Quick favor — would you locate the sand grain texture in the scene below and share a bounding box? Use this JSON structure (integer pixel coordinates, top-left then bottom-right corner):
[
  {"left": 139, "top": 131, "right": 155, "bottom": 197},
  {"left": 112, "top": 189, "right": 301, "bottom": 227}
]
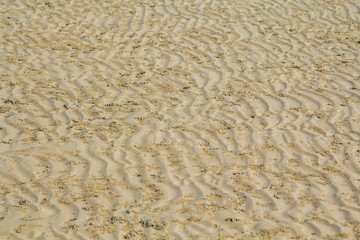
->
[{"left": 0, "top": 0, "right": 360, "bottom": 239}]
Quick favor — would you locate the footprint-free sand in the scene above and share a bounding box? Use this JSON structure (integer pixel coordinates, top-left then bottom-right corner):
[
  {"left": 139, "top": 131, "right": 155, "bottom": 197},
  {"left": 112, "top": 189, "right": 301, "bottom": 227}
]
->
[{"left": 1, "top": 0, "right": 360, "bottom": 239}]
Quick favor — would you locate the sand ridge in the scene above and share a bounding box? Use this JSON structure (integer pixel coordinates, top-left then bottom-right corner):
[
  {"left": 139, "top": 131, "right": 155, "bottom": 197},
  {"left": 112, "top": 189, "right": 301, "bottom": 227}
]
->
[{"left": 0, "top": 0, "right": 360, "bottom": 239}]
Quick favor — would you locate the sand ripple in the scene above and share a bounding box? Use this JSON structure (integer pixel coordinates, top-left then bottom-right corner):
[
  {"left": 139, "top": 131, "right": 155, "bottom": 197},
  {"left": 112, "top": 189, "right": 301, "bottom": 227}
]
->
[{"left": 0, "top": 0, "right": 360, "bottom": 239}]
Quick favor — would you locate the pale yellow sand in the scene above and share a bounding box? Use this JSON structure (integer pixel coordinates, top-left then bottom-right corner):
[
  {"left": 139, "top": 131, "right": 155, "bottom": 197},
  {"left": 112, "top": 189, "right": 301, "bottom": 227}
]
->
[{"left": 0, "top": 0, "right": 360, "bottom": 239}]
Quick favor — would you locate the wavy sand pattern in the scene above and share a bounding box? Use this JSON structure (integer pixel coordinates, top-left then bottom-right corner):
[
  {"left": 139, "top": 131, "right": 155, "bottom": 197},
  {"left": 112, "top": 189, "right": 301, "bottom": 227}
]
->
[{"left": 1, "top": 0, "right": 360, "bottom": 239}]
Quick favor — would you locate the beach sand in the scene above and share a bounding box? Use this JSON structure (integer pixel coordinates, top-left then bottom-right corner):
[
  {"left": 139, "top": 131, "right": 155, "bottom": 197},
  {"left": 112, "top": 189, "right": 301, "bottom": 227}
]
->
[{"left": 0, "top": 0, "right": 360, "bottom": 239}]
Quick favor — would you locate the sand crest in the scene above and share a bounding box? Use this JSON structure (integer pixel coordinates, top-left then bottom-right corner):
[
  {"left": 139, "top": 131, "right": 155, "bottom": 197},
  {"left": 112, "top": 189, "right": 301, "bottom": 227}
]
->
[{"left": 0, "top": 0, "right": 360, "bottom": 239}]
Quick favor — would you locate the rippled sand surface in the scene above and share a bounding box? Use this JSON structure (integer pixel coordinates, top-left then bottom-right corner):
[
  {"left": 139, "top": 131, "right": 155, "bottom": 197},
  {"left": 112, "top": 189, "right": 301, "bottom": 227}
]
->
[{"left": 1, "top": 0, "right": 360, "bottom": 239}]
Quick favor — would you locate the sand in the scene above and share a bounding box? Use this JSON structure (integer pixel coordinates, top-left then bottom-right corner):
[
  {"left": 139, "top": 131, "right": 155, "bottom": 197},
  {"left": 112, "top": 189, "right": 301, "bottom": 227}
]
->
[{"left": 0, "top": 0, "right": 360, "bottom": 239}]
